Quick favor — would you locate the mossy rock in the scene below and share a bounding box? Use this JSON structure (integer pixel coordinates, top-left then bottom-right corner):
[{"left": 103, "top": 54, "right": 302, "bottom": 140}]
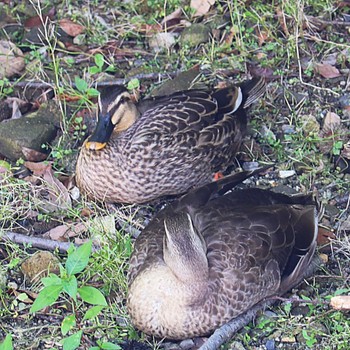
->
[{"left": 0, "top": 101, "right": 61, "bottom": 161}]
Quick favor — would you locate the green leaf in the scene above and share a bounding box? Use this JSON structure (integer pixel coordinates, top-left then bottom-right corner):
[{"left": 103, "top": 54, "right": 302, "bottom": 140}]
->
[
  {"left": 0, "top": 334, "right": 13, "bottom": 350},
  {"left": 94, "top": 54, "right": 104, "bottom": 68},
  {"left": 83, "top": 305, "right": 104, "bottom": 320},
  {"left": 334, "top": 288, "right": 350, "bottom": 296},
  {"left": 75, "top": 77, "right": 88, "bottom": 92},
  {"left": 61, "top": 314, "right": 76, "bottom": 336},
  {"left": 89, "top": 66, "right": 101, "bottom": 75},
  {"left": 61, "top": 330, "right": 83, "bottom": 350},
  {"left": 100, "top": 342, "right": 121, "bottom": 349},
  {"left": 105, "top": 65, "right": 116, "bottom": 73},
  {"left": 86, "top": 88, "right": 100, "bottom": 97},
  {"left": 127, "top": 78, "right": 140, "bottom": 90},
  {"left": 78, "top": 286, "right": 107, "bottom": 306},
  {"left": 62, "top": 275, "right": 78, "bottom": 300},
  {"left": 42, "top": 273, "right": 62, "bottom": 287},
  {"left": 30, "top": 285, "right": 63, "bottom": 313},
  {"left": 66, "top": 241, "right": 92, "bottom": 276},
  {"left": 17, "top": 293, "right": 29, "bottom": 302}
]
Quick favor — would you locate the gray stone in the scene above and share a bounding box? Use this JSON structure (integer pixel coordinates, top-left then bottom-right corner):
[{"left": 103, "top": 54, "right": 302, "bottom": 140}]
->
[
  {"left": 0, "top": 101, "right": 60, "bottom": 160},
  {"left": 180, "top": 23, "right": 210, "bottom": 48}
]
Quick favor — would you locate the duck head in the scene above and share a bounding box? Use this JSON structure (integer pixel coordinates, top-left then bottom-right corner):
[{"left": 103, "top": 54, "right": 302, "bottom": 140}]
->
[
  {"left": 163, "top": 212, "right": 209, "bottom": 283},
  {"left": 85, "top": 86, "right": 140, "bottom": 150}
]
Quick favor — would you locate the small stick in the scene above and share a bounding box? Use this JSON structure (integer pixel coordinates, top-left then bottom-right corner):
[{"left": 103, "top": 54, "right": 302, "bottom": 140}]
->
[{"left": 1, "top": 230, "right": 99, "bottom": 253}]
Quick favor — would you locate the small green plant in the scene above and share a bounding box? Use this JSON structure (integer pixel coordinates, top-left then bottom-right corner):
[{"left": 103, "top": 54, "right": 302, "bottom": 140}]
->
[
  {"left": 332, "top": 140, "right": 343, "bottom": 156},
  {"left": 74, "top": 76, "right": 100, "bottom": 99},
  {"left": 30, "top": 241, "right": 108, "bottom": 350},
  {"left": 0, "top": 78, "right": 14, "bottom": 98},
  {"left": 302, "top": 329, "right": 317, "bottom": 347},
  {"left": 0, "top": 334, "right": 13, "bottom": 350},
  {"left": 89, "top": 53, "right": 116, "bottom": 75}
]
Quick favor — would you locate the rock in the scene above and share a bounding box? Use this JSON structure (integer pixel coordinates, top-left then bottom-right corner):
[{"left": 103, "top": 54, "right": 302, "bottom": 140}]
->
[
  {"left": 148, "top": 66, "right": 200, "bottom": 97},
  {"left": 330, "top": 295, "right": 350, "bottom": 310},
  {"left": 228, "top": 340, "right": 246, "bottom": 350},
  {"left": 324, "top": 204, "right": 340, "bottom": 217},
  {"left": 180, "top": 23, "right": 210, "bottom": 47},
  {"left": 21, "top": 251, "right": 60, "bottom": 283},
  {"left": 148, "top": 32, "right": 178, "bottom": 52},
  {"left": 281, "top": 124, "right": 296, "bottom": 134},
  {"left": 338, "top": 94, "right": 350, "bottom": 108},
  {"left": 278, "top": 170, "right": 296, "bottom": 179},
  {"left": 242, "top": 161, "right": 260, "bottom": 171},
  {"left": 281, "top": 336, "right": 296, "bottom": 343},
  {"left": 0, "top": 40, "right": 25, "bottom": 79},
  {"left": 0, "top": 101, "right": 60, "bottom": 161},
  {"left": 179, "top": 339, "right": 195, "bottom": 349},
  {"left": 265, "top": 339, "right": 275, "bottom": 350}
]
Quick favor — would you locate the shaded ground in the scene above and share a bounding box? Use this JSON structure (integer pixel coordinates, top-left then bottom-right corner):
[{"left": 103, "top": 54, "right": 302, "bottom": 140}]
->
[{"left": 0, "top": 1, "right": 350, "bottom": 350}]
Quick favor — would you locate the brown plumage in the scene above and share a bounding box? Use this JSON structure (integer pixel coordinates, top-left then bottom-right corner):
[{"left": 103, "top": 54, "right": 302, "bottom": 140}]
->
[
  {"left": 127, "top": 169, "right": 318, "bottom": 339},
  {"left": 75, "top": 78, "right": 266, "bottom": 203}
]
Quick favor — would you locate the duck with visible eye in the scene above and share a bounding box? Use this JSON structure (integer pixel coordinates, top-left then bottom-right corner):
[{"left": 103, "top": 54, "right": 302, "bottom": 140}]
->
[
  {"left": 75, "top": 78, "right": 266, "bottom": 204},
  {"left": 127, "top": 169, "right": 319, "bottom": 339}
]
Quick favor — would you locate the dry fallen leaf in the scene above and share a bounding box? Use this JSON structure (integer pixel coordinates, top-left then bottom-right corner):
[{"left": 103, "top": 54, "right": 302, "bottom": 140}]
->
[
  {"left": 0, "top": 40, "right": 25, "bottom": 79},
  {"left": 24, "top": 161, "right": 51, "bottom": 176},
  {"left": 24, "top": 7, "right": 56, "bottom": 28},
  {"left": 191, "top": 0, "right": 215, "bottom": 17},
  {"left": 24, "top": 161, "right": 72, "bottom": 211},
  {"left": 59, "top": 18, "right": 85, "bottom": 37},
  {"left": 321, "top": 111, "right": 341, "bottom": 134},
  {"left": 316, "top": 226, "right": 336, "bottom": 246},
  {"left": 314, "top": 63, "right": 341, "bottom": 79},
  {"left": 43, "top": 165, "right": 72, "bottom": 210},
  {"left": 330, "top": 295, "right": 350, "bottom": 311},
  {"left": 161, "top": 8, "right": 182, "bottom": 25},
  {"left": 43, "top": 224, "right": 69, "bottom": 241}
]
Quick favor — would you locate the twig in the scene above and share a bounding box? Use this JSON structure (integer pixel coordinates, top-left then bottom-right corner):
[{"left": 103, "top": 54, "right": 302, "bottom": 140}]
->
[
  {"left": 0, "top": 230, "right": 98, "bottom": 253},
  {"left": 198, "top": 299, "right": 276, "bottom": 350}
]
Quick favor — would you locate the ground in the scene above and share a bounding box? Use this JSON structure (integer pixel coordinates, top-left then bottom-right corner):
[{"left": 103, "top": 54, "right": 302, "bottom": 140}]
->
[{"left": 0, "top": 1, "right": 350, "bottom": 350}]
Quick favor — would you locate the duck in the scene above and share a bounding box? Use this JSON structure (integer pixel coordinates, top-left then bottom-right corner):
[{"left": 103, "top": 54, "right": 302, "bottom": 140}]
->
[
  {"left": 75, "top": 77, "right": 266, "bottom": 204},
  {"left": 127, "top": 168, "right": 318, "bottom": 339}
]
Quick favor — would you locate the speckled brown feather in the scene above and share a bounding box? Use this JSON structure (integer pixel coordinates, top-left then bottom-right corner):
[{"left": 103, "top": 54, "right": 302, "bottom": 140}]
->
[
  {"left": 127, "top": 170, "right": 318, "bottom": 339},
  {"left": 76, "top": 78, "right": 266, "bottom": 204}
]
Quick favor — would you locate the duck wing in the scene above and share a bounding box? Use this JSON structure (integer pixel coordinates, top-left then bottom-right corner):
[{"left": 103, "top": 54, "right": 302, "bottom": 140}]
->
[{"left": 191, "top": 187, "right": 318, "bottom": 296}]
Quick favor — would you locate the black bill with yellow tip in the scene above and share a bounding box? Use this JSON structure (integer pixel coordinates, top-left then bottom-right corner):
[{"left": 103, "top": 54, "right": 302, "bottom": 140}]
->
[{"left": 85, "top": 113, "right": 114, "bottom": 150}]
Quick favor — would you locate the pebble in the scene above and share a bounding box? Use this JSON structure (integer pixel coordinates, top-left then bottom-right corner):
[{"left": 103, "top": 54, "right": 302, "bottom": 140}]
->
[
  {"left": 278, "top": 170, "right": 296, "bottom": 179},
  {"left": 281, "top": 124, "right": 296, "bottom": 134},
  {"left": 179, "top": 339, "right": 195, "bottom": 349},
  {"left": 242, "top": 161, "right": 260, "bottom": 171},
  {"left": 265, "top": 339, "right": 275, "bottom": 350}
]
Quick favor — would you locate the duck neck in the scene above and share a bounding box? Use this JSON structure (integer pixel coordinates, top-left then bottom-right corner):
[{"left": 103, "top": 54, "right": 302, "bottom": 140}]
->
[{"left": 163, "top": 212, "right": 209, "bottom": 284}]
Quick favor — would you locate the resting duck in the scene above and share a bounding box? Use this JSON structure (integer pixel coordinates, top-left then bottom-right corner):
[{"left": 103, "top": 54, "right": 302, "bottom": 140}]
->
[
  {"left": 75, "top": 78, "right": 266, "bottom": 203},
  {"left": 127, "top": 169, "right": 318, "bottom": 339}
]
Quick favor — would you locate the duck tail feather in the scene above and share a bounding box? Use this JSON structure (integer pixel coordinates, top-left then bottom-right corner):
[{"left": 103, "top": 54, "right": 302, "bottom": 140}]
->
[
  {"left": 178, "top": 166, "right": 272, "bottom": 211},
  {"left": 279, "top": 206, "right": 319, "bottom": 293},
  {"left": 240, "top": 77, "right": 267, "bottom": 108}
]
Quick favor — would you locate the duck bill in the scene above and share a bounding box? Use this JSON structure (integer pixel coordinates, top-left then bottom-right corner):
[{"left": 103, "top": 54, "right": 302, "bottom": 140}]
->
[{"left": 85, "top": 113, "right": 114, "bottom": 150}]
